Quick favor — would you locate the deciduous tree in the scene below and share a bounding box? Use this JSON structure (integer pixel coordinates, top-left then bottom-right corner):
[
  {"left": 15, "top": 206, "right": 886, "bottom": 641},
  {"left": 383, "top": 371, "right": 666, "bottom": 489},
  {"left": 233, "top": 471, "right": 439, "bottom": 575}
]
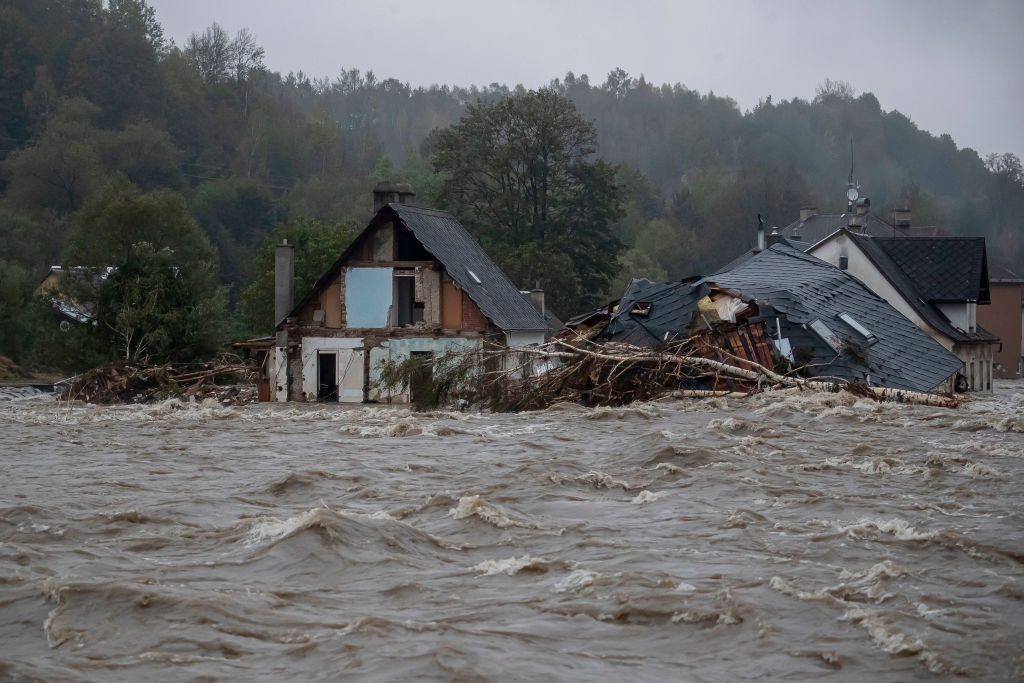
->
[{"left": 434, "top": 88, "right": 623, "bottom": 315}]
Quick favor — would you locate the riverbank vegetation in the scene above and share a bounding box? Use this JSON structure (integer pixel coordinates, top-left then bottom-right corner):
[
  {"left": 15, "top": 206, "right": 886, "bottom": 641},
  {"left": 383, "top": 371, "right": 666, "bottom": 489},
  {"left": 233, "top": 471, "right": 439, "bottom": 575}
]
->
[{"left": 1, "top": 0, "right": 1021, "bottom": 375}]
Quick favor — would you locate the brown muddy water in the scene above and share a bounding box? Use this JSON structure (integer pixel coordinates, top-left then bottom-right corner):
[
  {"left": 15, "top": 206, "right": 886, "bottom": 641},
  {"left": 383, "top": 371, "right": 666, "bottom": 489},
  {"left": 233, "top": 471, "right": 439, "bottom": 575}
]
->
[{"left": 1, "top": 384, "right": 1023, "bottom": 682}]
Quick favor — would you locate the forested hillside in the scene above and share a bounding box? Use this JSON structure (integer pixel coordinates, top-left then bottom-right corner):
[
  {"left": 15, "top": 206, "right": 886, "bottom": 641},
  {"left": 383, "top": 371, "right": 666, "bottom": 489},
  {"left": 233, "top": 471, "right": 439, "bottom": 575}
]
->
[{"left": 1, "top": 0, "right": 1022, "bottom": 371}]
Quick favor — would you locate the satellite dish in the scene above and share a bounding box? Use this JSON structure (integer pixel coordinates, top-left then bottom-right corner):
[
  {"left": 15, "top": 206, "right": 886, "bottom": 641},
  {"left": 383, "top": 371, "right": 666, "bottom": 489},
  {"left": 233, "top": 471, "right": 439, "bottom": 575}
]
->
[{"left": 847, "top": 187, "right": 859, "bottom": 202}]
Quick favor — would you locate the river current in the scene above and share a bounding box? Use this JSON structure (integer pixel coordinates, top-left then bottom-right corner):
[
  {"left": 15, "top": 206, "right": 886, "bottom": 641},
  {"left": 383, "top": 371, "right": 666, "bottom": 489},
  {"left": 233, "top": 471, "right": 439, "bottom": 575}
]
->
[{"left": 1, "top": 383, "right": 1023, "bottom": 681}]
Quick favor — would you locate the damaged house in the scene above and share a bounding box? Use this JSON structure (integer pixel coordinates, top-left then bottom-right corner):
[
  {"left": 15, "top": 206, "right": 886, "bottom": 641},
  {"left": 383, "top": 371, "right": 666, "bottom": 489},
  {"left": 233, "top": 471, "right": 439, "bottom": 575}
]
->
[
  {"left": 265, "top": 186, "right": 548, "bottom": 403},
  {"left": 596, "top": 243, "right": 963, "bottom": 394},
  {"left": 808, "top": 229, "right": 997, "bottom": 392}
]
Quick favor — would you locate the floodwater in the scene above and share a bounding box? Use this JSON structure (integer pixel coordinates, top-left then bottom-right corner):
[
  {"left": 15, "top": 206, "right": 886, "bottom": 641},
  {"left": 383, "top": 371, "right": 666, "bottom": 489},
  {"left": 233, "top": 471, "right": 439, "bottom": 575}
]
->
[{"left": 1, "top": 384, "right": 1023, "bottom": 682}]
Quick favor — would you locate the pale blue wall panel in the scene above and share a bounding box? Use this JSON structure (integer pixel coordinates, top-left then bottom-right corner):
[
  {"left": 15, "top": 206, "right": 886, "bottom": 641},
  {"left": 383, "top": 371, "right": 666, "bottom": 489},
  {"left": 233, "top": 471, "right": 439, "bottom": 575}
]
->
[{"left": 345, "top": 268, "right": 393, "bottom": 328}]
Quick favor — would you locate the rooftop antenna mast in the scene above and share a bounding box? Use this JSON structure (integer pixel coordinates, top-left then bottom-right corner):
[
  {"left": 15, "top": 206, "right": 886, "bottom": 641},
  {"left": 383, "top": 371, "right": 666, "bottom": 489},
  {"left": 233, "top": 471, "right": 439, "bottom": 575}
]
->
[{"left": 846, "top": 139, "right": 859, "bottom": 212}]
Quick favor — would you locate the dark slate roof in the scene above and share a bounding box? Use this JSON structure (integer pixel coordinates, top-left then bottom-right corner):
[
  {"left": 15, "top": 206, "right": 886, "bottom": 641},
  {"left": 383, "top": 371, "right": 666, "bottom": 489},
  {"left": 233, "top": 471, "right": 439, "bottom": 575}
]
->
[
  {"left": 844, "top": 232, "right": 998, "bottom": 344},
  {"left": 714, "top": 235, "right": 812, "bottom": 274},
  {"left": 780, "top": 212, "right": 947, "bottom": 246},
  {"left": 602, "top": 244, "right": 963, "bottom": 392},
  {"left": 601, "top": 278, "right": 705, "bottom": 345},
  {"left": 284, "top": 203, "right": 546, "bottom": 332},
  {"left": 706, "top": 244, "right": 963, "bottom": 392},
  {"left": 872, "top": 236, "right": 989, "bottom": 303},
  {"left": 391, "top": 204, "right": 546, "bottom": 331}
]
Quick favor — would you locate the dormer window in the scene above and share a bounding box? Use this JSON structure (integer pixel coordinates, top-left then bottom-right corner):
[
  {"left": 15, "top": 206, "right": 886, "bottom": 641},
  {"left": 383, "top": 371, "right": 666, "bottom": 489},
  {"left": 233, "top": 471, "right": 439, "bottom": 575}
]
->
[{"left": 837, "top": 312, "right": 877, "bottom": 345}]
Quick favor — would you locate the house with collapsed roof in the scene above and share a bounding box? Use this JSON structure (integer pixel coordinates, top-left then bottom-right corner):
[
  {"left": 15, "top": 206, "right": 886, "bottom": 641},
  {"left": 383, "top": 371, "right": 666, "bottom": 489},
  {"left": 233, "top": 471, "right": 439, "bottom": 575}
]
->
[
  {"left": 264, "top": 184, "right": 548, "bottom": 403},
  {"left": 715, "top": 198, "right": 1003, "bottom": 391},
  {"left": 808, "top": 230, "right": 997, "bottom": 391},
  {"left": 37, "top": 265, "right": 114, "bottom": 327},
  {"left": 596, "top": 243, "right": 963, "bottom": 394}
]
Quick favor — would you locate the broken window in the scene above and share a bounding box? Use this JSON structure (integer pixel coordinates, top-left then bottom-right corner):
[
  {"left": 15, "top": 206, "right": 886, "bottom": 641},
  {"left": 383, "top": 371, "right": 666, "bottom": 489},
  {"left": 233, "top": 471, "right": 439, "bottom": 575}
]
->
[
  {"left": 393, "top": 271, "right": 419, "bottom": 326},
  {"left": 808, "top": 319, "right": 843, "bottom": 353},
  {"left": 631, "top": 301, "right": 652, "bottom": 316}
]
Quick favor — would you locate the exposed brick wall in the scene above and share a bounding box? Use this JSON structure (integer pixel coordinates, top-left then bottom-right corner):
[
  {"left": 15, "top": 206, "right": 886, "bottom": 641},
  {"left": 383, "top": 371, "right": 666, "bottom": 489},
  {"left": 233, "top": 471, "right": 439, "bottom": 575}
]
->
[{"left": 461, "top": 291, "right": 489, "bottom": 331}]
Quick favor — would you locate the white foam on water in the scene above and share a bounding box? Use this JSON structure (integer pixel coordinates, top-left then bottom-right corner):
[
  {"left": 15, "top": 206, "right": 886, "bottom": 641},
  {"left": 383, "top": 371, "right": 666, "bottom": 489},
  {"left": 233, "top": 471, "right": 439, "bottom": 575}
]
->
[
  {"left": 472, "top": 555, "right": 549, "bottom": 576},
  {"left": 244, "top": 507, "right": 331, "bottom": 547},
  {"left": 575, "top": 471, "right": 633, "bottom": 490},
  {"left": 448, "top": 495, "right": 538, "bottom": 529},
  {"left": 553, "top": 569, "right": 600, "bottom": 592},
  {"left": 631, "top": 490, "right": 669, "bottom": 505}
]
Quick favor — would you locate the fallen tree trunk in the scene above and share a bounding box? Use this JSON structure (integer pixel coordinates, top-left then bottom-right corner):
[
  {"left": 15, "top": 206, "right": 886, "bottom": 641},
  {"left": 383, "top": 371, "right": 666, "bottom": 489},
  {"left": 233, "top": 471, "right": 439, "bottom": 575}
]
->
[{"left": 374, "top": 337, "right": 962, "bottom": 411}]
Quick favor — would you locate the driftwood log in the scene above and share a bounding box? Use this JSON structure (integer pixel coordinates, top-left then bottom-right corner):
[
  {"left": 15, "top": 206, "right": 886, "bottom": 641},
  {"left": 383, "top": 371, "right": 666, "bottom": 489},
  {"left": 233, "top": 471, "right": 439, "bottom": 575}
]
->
[{"left": 507, "top": 338, "right": 958, "bottom": 409}]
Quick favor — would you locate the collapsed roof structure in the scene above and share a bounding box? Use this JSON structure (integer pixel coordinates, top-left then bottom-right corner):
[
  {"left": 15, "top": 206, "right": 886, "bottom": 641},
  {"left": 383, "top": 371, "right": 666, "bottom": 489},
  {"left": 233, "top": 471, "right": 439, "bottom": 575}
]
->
[{"left": 597, "top": 243, "right": 963, "bottom": 393}]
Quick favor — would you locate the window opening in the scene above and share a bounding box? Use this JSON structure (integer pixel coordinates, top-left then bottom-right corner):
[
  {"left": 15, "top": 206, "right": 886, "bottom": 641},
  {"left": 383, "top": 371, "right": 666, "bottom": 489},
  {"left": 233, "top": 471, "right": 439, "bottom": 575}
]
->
[{"left": 394, "top": 272, "right": 416, "bottom": 326}]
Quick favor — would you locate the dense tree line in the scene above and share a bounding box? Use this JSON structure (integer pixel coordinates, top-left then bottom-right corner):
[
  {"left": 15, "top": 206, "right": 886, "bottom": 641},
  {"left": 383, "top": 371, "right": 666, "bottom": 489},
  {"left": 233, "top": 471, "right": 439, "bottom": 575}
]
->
[{"left": 0, "top": 0, "right": 1021, "bottom": 372}]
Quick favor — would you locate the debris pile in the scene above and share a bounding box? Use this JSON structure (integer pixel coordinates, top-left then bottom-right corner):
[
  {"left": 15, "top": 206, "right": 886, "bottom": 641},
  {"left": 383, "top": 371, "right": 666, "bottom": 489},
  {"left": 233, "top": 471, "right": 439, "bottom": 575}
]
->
[
  {"left": 59, "top": 359, "right": 257, "bottom": 405},
  {"left": 377, "top": 338, "right": 962, "bottom": 412}
]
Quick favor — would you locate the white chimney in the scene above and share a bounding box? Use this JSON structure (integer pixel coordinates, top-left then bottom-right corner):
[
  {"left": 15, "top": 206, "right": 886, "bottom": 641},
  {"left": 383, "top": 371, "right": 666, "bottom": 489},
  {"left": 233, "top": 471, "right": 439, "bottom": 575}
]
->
[{"left": 275, "top": 240, "right": 294, "bottom": 331}]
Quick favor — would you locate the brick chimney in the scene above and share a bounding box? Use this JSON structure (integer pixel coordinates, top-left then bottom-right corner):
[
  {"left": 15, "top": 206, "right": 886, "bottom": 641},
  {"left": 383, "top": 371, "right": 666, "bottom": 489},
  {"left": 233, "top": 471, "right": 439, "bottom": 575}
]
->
[{"left": 373, "top": 182, "right": 416, "bottom": 212}]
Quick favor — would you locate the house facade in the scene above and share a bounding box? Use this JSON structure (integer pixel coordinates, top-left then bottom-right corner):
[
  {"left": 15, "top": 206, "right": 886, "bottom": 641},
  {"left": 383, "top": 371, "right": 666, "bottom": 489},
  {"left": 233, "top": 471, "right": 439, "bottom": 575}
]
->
[
  {"left": 809, "top": 229, "right": 997, "bottom": 392},
  {"left": 269, "top": 187, "right": 547, "bottom": 403},
  {"left": 979, "top": 263, "right": 1024, "bottom": 378}
]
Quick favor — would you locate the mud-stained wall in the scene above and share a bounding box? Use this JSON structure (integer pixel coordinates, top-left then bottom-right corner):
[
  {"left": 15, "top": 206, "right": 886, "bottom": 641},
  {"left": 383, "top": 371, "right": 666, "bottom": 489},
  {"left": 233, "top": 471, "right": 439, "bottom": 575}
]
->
[
  {"left": 273, "top": 348, "right": 288, "bottom": 402},
  {"left": 345, "top": 268, "right": 393, "bottom": 328},
  {"left": 300, "top": 337, "right": 365, "bottom": 402},
  {"left": 367, "top": 337, "right": 481, "bottom": 403},
  {"left": 954, "top": 342, "right": 995, "bottom": 393}
]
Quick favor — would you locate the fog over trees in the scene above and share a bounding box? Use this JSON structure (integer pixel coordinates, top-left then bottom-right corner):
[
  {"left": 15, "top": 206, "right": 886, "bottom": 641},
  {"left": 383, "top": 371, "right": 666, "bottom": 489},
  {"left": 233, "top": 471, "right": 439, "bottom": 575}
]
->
[{"left": 1, "top": 0, "right": 1021, "bottom": 370}]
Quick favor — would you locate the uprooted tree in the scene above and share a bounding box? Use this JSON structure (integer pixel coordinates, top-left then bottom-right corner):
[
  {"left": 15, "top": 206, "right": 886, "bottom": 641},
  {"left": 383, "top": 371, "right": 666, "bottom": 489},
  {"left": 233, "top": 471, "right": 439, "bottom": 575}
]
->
[{"left": 373, "top": 338, "right": 960, "bottom": 412}]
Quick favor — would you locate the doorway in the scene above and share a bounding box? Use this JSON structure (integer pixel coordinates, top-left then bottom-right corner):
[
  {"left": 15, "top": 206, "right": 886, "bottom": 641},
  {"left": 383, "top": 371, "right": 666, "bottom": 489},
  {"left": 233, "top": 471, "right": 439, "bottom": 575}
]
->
[
  {"left": 409, "top": 351, "right": 434, "bottom": 406},
  {"left": 317, "top": 351, "right": 338, "bottom": 401}
]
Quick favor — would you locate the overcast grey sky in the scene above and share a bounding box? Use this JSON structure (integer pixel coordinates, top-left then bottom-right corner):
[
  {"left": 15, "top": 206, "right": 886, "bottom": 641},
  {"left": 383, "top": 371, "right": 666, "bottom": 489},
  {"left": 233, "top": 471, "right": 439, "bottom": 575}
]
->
[{"left": 147, "top": 0, "right": 1024, "bottom": 160}]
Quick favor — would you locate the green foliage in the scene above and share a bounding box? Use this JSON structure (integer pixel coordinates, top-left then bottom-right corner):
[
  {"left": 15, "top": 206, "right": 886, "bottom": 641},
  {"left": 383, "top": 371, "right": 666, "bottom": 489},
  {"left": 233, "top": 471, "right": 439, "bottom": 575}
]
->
[
  {"left": 52, "top": 178, "right": 226, "bottom": 367},
  {"left": 372, "top": 347, "right": 481, "bottom": 411},
  {"left": 1, "top": 97, "right": 105, "bottom": 214},
  {"left": 434, "top": 88, "right": 624, "bottom": 315},
  {"left": 92, "top": 242, "right": 225, "bottom": 362},
  {"left": 0, "top": 2, "right": 1022, "bottom": 362},
  {"left": 65, "top": 176, "right": 215, "bottom": 266},
  {"left": 0, "top": 259, "right": 41, "bottom": 365},
  {"left": 192, "top": 176, "right": 286, "bottom": 289},
  {"left": 238, "top": 217, "right": 359, "bottom": 334}
]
